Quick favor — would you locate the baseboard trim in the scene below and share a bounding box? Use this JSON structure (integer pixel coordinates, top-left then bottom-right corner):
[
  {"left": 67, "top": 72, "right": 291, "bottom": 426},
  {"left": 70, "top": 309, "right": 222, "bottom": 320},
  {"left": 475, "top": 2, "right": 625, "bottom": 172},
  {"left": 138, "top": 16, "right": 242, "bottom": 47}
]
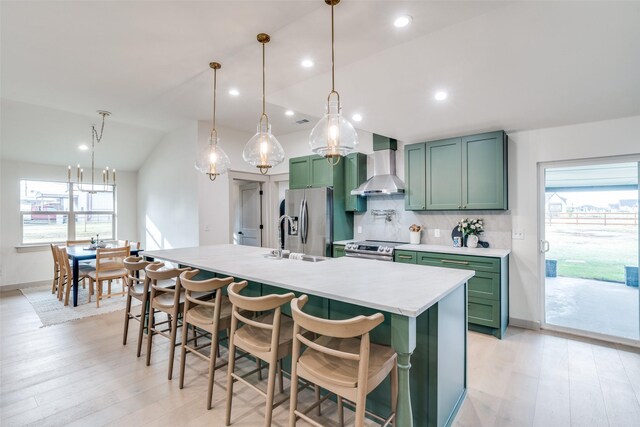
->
[
  {"left": 0, "top": 280, "right": 49, "bottom": 293},
  {"left": 509, "top": 317, "right": 541, "bottom": 330}
]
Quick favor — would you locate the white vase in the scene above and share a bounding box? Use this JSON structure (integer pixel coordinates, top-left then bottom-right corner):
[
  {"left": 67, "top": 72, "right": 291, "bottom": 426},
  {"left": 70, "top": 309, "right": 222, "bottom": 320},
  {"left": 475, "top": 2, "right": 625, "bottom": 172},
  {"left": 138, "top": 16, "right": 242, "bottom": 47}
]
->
[
  {"left": 410, "top": 231, "right": 421, "bottom": 245},
  {"left": 466, "top": 234, "right": 479, "bottom": 248}
]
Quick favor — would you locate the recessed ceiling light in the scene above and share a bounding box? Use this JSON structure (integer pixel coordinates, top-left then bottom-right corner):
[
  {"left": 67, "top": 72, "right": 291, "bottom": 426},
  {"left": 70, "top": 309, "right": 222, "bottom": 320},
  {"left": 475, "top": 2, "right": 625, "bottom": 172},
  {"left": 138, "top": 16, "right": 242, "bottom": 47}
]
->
[
  {"left": 78, "top": 144, "right": 89, "bottom": 151},
  {"left": 285, "top": 110, "right": 295, "bottom": 116},
  {"left": 434, "top": 91, "right": 448, "bottom": 101},
  {"left": 352, "top": 113, "right": 363, "bottom": 122},
  {"left": 394, "top": 15, "right": 412, "bottom": 28},
  {"left": 301, "top": 59, "right": 314, "bottom": 68},
  {"left": 228, "top": 88, "right": 240, "bottom": 96}
]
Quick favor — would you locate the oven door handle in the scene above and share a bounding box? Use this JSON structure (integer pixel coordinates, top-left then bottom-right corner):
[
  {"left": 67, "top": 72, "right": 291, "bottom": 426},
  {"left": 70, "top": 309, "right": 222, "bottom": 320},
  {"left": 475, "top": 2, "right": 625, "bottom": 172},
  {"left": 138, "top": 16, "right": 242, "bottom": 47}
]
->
[{"left": 344, "top": 252, "right": 394, "bottom": 261}]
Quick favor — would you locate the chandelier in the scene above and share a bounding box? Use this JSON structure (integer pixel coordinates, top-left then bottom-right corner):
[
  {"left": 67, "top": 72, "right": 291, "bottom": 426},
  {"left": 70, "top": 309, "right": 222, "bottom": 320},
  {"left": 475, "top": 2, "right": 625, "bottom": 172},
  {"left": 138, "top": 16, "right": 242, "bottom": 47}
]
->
[
  {"left": 67, "top": 110, "right": 115, "bottom": 193},
  {"left": 309, "top": 0, "right": 359, "bottom": 164},
  {"left": 242, "top": 33, "right": 285, "bottom": 174}
]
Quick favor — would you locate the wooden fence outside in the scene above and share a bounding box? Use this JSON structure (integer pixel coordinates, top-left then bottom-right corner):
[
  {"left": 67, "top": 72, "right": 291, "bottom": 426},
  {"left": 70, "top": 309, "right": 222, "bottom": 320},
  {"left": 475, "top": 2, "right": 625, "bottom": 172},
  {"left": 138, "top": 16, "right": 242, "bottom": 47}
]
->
[{"left": 546, "top": 212, "right": 638, "bottom": 226}]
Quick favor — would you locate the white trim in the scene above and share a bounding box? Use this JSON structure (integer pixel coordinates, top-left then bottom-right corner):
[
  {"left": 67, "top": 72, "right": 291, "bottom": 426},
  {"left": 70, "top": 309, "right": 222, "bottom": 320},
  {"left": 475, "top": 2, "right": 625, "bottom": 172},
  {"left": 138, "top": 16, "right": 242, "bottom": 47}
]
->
[{"left": 542, "top": 323, "right": 639, "bottom": 349}]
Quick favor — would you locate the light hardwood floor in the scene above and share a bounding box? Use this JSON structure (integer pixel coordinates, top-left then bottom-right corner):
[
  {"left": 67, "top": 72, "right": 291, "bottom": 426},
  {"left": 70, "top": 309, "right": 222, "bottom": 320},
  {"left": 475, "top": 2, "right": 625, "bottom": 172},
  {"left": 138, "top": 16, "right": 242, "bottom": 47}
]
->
[{"left": 1, "top": 289, "right": 639, "bottom": 426}]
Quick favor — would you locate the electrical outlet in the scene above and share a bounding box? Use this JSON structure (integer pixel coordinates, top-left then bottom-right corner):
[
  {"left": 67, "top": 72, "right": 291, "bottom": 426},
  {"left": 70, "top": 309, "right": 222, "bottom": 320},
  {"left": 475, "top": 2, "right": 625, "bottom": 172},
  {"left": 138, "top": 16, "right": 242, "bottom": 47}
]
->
[
  {"left": 357, "top": 226, "right": 362, "bottom": 234},
  {"left": 434, "top": 229, "right": 440, "bottom": 238},
  {"left": 512, "top": 230, "right": 524, "bottom": 240},
  {"left": 204, "top": 224, "right": 210, "bottom": 232}
]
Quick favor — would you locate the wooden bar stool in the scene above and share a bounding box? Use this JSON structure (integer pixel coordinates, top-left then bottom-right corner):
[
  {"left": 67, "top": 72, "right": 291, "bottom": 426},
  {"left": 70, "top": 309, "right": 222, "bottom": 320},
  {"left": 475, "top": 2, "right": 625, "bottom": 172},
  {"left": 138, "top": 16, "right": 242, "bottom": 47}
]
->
[
  {"left": 122, "top": 256, "right": 171, "bottom": 355},
  {"left": 225, "top": 281, "right": 296, "bottom": 427},
  {"left": 289, "top": 295, "right": 398, "bottom": 427},
  {"left": 178, "top": 270, "right": 234, "bottom": 409},
  {"left": 145, "top": 263, "right": 210, "bottom": 380}
]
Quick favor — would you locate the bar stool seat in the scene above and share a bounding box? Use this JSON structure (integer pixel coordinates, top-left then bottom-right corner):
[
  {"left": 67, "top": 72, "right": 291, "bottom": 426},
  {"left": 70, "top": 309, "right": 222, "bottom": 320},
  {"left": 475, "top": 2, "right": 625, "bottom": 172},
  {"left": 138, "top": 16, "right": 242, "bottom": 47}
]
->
[
  {"left": 298, "top": 336, "right": 396, "bottom": 390},
  {"left": 128, "top": 278, "right": 174, "bottom": 296},
  {"left": 152, "top": 290, "right": 211, "bottom": 309},
  {"left": 186, "top": 296, "right": 233, "bottom": 326},
  {"left": 234, "top": 312, "right": 295, "bottom": 356}
]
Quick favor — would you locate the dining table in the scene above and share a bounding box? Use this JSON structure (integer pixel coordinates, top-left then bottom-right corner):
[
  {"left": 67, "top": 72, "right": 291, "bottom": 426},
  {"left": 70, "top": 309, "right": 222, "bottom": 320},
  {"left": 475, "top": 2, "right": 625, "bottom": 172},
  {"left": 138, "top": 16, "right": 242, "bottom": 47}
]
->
[{"left": 66, "top": 245, "right": 141, "bottom": 307}]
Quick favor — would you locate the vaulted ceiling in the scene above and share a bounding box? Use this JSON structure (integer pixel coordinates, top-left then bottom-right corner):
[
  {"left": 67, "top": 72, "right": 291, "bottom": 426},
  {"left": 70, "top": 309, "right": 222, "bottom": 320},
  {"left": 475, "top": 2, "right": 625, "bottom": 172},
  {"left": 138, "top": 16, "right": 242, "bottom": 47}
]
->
[{"left": 2, "top": 1, "right": 639, "bottom": 170}]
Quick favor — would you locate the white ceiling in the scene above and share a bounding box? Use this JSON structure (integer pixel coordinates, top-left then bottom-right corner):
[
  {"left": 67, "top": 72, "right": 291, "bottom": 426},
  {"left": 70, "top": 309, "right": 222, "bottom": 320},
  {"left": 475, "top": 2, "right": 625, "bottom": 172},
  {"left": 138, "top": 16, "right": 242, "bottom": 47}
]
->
[{"left": 2, "top": 1, "right": 640, "bottom": 170}]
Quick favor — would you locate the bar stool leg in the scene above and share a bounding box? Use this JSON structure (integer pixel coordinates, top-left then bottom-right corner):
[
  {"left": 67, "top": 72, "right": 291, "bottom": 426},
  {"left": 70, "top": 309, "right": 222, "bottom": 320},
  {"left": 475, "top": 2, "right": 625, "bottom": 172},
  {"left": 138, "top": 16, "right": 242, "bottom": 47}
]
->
[
  {"left": 136, "top": 292, "right": 148, "bottom": 357},
  {"left": 206, "top": 328, "right": 219, "bottom": 410},
  {"left": 264, "top": 356, "right": 278, "bottom": 427},
  {"left": 225, "top": 315, "right": 238, "bottom": 426},
  {"left": 277, "top": 360, "right": 284, "bottom": 394},
  {"left": 179, "top": 323, "right": 189, "bottom": 390},
  {"left": 123, "top": 291, "right": 132, "bottom": 345},
  {"left": 145, "top": 303, "right": 156, "bottom": 366},
  {"left": 167, "top": 308, "right": 180, "bottom": 380},
  {"left": 337, "top": 397, "right": 344, "bottom": 427}
]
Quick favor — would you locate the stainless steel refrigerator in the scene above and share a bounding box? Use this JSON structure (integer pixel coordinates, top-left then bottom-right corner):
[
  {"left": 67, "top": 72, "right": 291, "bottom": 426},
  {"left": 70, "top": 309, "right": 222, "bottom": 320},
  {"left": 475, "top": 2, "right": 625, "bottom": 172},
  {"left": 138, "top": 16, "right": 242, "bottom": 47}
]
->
[{"left": 284, "top": 187, "right": 333, "bottom": 257}]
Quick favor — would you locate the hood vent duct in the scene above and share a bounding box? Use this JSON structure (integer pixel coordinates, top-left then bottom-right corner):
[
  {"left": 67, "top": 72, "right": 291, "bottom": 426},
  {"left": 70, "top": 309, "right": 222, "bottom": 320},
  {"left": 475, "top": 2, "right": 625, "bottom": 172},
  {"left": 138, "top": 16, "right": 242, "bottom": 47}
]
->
[{"left": 351, "top": 135, "right": 405, "bottom": 196}]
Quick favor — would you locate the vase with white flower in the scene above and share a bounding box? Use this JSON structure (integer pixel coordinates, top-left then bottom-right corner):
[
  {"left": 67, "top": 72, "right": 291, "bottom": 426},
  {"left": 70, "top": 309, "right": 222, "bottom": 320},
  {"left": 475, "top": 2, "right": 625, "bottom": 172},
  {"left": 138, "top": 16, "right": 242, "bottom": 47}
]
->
[{"left": 457, "top": 218, "right": 484, "bottom": 248}]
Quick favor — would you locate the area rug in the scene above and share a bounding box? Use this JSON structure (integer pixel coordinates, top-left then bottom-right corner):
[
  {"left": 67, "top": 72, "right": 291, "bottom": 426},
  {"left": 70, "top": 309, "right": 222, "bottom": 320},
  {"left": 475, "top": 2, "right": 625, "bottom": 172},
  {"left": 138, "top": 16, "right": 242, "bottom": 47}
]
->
[{"left": 20, "top": 284, "right": 140, "bottom": 327}]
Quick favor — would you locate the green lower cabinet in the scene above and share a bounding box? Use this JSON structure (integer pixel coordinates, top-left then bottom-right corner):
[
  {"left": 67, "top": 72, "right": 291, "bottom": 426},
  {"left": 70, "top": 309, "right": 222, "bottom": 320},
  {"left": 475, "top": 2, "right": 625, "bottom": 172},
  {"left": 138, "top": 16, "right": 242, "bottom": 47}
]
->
[
  {"left": 395, "top": 250, "right": 417, "bottom": 264},
  {"left": 467, "top": 296, "right": 500, "bottom": 328},
  {"left": 399, "top": 250, "right": 509, "bottom": 339},
  {"left": 333, "top": 244, "right": 345, "bottom": 258}
]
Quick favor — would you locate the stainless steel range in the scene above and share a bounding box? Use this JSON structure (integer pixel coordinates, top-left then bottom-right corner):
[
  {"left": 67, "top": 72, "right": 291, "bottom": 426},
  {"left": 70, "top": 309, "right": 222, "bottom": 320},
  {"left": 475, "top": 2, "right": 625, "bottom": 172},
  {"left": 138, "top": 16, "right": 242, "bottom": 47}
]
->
[{"left": 343, "top": 240, "right": 406, "bottom": 262}]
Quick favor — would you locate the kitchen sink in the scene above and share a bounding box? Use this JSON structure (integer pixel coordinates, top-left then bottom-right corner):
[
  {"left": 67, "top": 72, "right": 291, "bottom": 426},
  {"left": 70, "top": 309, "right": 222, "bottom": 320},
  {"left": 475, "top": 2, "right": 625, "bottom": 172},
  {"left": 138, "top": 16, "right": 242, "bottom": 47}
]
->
[{"left": 263, "top": 252, "right": 328, "bottom": 262}]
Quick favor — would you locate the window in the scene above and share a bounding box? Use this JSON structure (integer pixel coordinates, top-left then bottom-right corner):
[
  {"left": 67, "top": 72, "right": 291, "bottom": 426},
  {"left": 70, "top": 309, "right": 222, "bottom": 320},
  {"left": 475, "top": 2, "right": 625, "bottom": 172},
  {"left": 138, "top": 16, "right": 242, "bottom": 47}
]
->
[{"left": 20, "top": 180, "right": 115, "bottom": 244}]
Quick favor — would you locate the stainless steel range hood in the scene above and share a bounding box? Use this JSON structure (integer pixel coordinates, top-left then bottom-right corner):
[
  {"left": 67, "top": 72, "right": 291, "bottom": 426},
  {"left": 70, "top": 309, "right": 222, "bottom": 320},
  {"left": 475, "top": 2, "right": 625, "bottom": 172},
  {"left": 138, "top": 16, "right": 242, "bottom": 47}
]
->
[{"left": 351, "top": 148, "right": 405, "bottom": 196}]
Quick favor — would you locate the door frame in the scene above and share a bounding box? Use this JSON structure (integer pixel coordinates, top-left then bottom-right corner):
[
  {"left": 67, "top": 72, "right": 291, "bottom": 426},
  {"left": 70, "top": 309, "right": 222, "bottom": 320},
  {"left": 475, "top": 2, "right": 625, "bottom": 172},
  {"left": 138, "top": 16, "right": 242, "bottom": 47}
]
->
[{"left": 538, "top": 155, "right": 640, "bottom": 347}]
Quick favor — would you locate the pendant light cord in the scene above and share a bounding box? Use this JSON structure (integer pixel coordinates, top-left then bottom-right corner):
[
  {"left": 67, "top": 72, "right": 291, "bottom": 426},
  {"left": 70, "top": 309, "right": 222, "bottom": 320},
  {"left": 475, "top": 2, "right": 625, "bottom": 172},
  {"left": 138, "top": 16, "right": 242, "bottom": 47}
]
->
[
  {"left": 212, "top": 66, "right": 218, "bottom": 142},
  {"left": 331, "top": 1, "right": 335, "bottom": 94}
]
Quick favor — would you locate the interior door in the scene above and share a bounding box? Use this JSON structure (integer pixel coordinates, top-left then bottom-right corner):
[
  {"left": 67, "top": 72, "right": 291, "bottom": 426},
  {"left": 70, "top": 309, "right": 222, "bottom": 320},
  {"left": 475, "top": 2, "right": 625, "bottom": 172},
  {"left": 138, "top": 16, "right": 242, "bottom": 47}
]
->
[
  {"left": 238, "top": 182, "right": 262, "bottom": 247},
  {"left": 540, "top": 160, "right": 639, "bottom": 344}
]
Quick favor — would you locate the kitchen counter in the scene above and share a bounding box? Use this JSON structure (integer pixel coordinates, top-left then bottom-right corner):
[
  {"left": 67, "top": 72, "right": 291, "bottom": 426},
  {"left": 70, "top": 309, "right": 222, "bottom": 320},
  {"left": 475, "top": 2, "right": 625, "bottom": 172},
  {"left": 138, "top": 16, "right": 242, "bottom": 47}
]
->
[
  {"left": 398, "top": 243, "right": 511, "bottom": 258},
  {"left": 142, "top": 244, "right": 472, "bottom": 317},
  {"left": 142, "top": 244, "right": 471, "bottom": 427},
  {"left": 332, "top": 239, "right": 353, "bottom": 245}
]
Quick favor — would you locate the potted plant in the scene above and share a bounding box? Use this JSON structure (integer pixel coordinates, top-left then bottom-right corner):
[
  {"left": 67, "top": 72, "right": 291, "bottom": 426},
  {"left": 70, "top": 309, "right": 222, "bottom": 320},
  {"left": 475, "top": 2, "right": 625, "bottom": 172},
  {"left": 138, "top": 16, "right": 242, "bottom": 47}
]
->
[{"left": 457, "top": 218, "right": 484, "bottom": 248}]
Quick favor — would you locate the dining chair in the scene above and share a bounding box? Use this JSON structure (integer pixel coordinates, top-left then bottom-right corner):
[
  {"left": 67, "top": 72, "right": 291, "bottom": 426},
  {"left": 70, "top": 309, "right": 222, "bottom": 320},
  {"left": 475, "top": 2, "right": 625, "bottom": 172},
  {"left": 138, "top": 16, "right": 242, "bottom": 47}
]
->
[
  {"left": 225, "top": 281, "right": 297, "bottom": 427},
  {"left": 145, "top": 263, "right": 210, "bottom": 380},
  {"left": 50, "top": 244, "right": 60, "bottom": 295},
  {"left": 87, "top": 246, "right": 130, "bottom": 307},
  {"left": 288, "top": 295, "right": 398, "bottom": 427},
  {"left": 178, "top": 269, "right": 234, "bottom": 409},
  {"left": 57, "top": 245, "right": 94, "bottom": 306}
]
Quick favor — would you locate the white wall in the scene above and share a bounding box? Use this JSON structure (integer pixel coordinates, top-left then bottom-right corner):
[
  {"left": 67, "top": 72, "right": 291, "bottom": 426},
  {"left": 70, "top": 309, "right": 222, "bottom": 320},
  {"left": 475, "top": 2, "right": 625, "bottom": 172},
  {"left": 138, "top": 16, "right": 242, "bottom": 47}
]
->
[
  {"left": 508, "top": 115, "right": 640, "bottom": 326},
  {"left": 0, "top": 159, "right": 137, "bottom": 286},
  {"left": 137, "top": 123, "right": 199, "bottom": 251}
]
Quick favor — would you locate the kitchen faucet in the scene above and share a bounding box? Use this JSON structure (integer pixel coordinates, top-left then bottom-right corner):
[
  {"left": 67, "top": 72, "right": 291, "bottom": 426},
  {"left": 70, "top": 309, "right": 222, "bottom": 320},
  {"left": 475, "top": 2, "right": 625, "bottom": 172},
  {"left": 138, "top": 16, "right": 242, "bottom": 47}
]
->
[{"left": 277, "top": 214, "right": 297, "bottom": 259}]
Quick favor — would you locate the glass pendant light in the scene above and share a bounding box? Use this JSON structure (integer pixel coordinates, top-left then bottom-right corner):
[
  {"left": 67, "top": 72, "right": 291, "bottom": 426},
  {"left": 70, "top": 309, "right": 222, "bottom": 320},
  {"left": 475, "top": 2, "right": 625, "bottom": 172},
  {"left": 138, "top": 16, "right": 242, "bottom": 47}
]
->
[
  {"left": 309, "top": 0, "right": 358, "bottom": 164},
  {"left": 195, "top": 61, "right": 231, "bottom": 181},
  {"left": 243, "top": 33, "right": 285, "bottom": 174}
]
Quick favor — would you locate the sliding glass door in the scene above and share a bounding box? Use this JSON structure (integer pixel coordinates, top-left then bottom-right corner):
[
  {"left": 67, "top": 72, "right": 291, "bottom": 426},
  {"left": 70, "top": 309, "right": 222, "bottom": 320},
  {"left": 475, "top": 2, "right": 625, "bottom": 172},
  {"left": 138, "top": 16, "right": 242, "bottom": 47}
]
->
[{"left": 541, "top": 159, "right": 639, "bottom": 343}]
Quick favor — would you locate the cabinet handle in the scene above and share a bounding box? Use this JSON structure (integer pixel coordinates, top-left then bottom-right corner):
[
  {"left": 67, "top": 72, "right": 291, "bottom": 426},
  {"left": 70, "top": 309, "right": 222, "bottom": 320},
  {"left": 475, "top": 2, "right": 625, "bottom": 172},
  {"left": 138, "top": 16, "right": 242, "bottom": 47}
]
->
[
  {"left": 441, "top": 259, "right": 469, "bottom": 265},
  {"left": 462, "top": 205, "right": 467, "bottom": 209},
  {"left": 398, "top": 255, "right": 414, "bottom": 259},
  {"left": 458, "top": 205, "right": 462, "bottom": 209}
]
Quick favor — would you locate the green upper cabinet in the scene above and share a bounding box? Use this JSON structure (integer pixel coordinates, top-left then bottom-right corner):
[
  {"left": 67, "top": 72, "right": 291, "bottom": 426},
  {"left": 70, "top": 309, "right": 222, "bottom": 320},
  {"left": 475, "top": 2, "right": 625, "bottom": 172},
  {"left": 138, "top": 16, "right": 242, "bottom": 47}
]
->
[
  {"left": 345, "top": 153, "right": 367, "bottom": 212},
  {"left": 404, "top": 143, "right": 426, "bottom": 210},
  {"left": 404, "top": 130, "right": 508, "bottom": 211},
  {"left": 426, "top": 138, "right": 463, "bottom": 210},
  {"left": 289, "top": 155, "right": 344, "bottom": 189},
  {"left": 462, "top": 131, "right": 507, "bottom": 210},
  {"left": 289, "top": 157, "right": 310, "bottom": 189}
]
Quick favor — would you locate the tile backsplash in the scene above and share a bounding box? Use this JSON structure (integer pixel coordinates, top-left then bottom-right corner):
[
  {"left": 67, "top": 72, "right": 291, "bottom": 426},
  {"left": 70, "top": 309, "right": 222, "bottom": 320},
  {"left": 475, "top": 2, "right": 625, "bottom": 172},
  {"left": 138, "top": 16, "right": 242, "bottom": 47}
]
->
[{"left": 354, "top": 195, "right": 512, "bottom": 249}]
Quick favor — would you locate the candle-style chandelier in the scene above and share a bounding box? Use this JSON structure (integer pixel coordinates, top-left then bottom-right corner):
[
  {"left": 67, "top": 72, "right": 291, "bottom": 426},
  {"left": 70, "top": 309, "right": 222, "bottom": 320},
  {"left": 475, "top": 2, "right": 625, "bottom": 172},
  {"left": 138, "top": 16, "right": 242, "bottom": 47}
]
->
[{"left": 67, "top": 110, "right": 115, "bottom": 193}]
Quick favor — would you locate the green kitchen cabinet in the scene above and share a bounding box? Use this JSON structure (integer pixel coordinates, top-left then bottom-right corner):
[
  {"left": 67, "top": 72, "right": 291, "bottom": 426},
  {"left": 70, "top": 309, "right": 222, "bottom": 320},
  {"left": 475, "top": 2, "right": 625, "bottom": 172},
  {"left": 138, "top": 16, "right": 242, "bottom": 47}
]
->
[
  {"left": 426, "top": 138, "right": 463, "bottom": 210},
  {"left": 397, "top": 249, "right": 509, "bottom": 339},
  {"left": 404, "top": 130, "right": 508, "bottom": 211},
  {"left": 289, "top": 156, "right": 311, "bottom": 189},
  {"left": 333, "top": 244, "right": 345, "bottom": 258},
  {"left": 404, "top": 143, "right": 427, "bottom": 210},
  {"left": 345, "top": 152, "right": 367, "bottom": 212},
  {"left": 462, "top": 132, "right": 507, "bottom": 210},
  {"left": 288, "top": 154, "right": 344, "bottom": 189}
]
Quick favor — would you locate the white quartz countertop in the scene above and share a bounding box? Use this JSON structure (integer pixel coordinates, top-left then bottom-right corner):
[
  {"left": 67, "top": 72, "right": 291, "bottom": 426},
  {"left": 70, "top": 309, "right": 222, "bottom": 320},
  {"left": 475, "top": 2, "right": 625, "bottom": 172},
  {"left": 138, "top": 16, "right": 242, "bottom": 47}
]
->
[
  {"left": 142, "top": 244, "right": 473, "bottom": 317},
  {"left": 397, "top": 244, "right": 511, "bottom": 258},
  {"left": 333, "top": 240, "right": 352, "bottom": 245}
]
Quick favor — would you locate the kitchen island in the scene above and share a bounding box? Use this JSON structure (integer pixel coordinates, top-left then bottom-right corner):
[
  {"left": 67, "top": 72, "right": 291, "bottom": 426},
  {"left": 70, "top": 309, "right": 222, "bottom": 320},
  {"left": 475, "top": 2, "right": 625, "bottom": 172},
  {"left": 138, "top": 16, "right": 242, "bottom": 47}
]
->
[{"left": 143, "top": 244, "right": 474, "bottom": 427}]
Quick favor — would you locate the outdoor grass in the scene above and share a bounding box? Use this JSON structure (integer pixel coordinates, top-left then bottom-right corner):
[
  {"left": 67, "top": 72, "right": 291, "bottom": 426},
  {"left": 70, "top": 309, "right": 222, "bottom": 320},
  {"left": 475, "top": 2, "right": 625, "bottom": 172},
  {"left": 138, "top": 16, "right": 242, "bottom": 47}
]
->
[
  {"left": 546, "top": 225, "right": 639, "bottom": 283},
  {"left": 23, "top": 222, "right": 112, "bottom": 244}
]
